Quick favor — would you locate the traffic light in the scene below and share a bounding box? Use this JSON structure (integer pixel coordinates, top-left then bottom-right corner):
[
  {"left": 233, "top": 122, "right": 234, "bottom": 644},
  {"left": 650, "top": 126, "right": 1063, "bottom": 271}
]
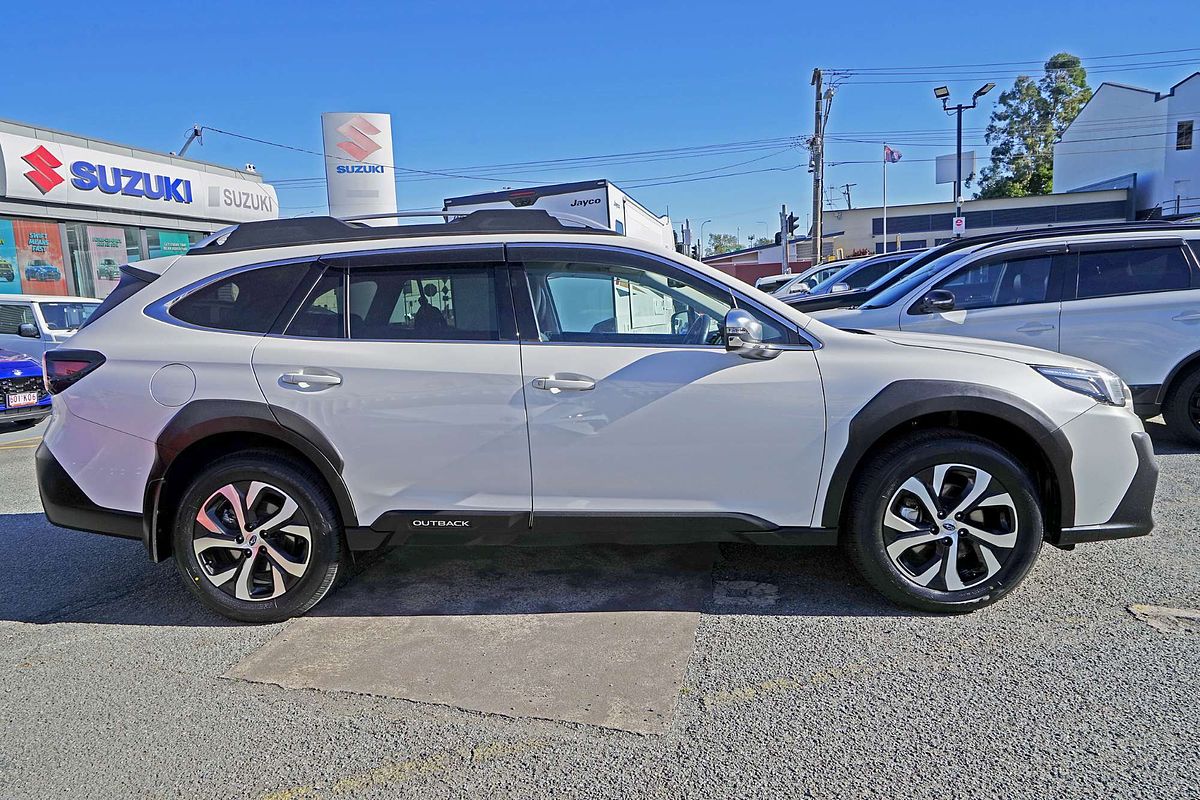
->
[
  {"left": 786, "top": 213, "right": 799, "bottom": 236},
  {"left": 773, "top": 231, "right": 782, "bottom": 245}
]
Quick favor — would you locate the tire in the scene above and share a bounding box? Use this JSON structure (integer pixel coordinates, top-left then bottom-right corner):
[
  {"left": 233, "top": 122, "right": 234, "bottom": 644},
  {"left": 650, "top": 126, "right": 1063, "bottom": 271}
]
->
[
  {"left": 842, "top": 429, "right": 1044, "bottom": 613},
  {"left": 173, "top": 450, "right": 342, "bottom": 623},
  {"left": 1162, "top": 366, "right": 1200, "bottom": 447}
]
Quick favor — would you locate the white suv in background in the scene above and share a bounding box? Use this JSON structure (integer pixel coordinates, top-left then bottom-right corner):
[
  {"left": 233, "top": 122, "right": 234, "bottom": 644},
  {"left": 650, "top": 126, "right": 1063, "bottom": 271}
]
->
[
  {"left": 36, "top": 211, "right": 1156, "bottom": 622},
  {"left": 0, "top": 294, "right": 100, "bottom": 360},
  {"left": 813, "top": 224, "right": 1200, "bottom": 443}
]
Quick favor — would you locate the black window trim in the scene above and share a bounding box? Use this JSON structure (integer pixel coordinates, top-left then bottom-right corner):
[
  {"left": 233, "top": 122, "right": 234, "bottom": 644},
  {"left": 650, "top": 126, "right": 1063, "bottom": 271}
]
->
[
  {"left": 1062, "top": 239, "right": 1197, "bottom": 303},
  {"left": 505, "top": 242, "right": 815, "bottom": 350},
  {"left": 151, "top": 257, "right": 319, "bottom": 335},
  {"left": 906, "top": 244, "right": 1069, "bottom": 316}
]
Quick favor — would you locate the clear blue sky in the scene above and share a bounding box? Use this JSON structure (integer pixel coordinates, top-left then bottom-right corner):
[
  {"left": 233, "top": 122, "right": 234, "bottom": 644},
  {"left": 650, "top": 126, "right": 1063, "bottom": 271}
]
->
[{"left": 5, "top": 0, "right": 1199, "bottom": 243}]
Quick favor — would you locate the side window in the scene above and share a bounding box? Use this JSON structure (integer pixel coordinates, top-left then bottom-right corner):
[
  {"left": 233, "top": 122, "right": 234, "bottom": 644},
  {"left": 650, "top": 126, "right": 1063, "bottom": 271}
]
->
[
  {"left": 0, "top": 304, "right": 34, "bottom": 335},
  {"left": 933, "top": 254, "right": 1054, "bottom": 310},
  {"left": 286, "top": 269, "right": 345, "bottom": 339},
  {"left": 1076, "top": 246, "right": 1192, "bottom": 300},
  {"left": 348, "top": 266, "right": 499, "bottom": 341},
  {"left": 525, "top": 260, "right": 734, "bottom": 345},
  {"left": 171, "top": 263, "right": 308, "bottom": 333}
]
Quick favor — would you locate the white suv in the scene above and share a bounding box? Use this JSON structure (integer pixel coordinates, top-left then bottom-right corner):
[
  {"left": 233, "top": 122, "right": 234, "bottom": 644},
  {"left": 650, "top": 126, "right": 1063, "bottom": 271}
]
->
[
  {"left": 35, "top": 211, "right": 1157, "bottom": 622},
  {"left": 812, "top": 224, "right": 1200, "bottom": 443}
]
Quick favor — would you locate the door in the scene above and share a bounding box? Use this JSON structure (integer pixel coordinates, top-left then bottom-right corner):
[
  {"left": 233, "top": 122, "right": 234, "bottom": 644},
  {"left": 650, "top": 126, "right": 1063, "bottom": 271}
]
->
[
  {"left": 510, "top": 245, "right": 826, "bottom": 530},
  {"left": 900, "top": 250, "right": 1064, "bottom": 350},
  {"left": 1058, "top": 241, "right": 1200, "bottom": 388},
  {"left": 0, "top": 303, "right": 42, "bottom": 360},
  {"left": 252, "top": 247, "right": 532, "bottom": 530}
]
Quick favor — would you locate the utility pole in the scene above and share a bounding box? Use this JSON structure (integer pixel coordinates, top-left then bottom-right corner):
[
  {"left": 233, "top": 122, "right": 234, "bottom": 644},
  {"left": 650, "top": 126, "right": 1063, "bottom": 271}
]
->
[
  {"left": 840, "top": 183, "right": 856, "bottom": 210},
  {"left": 810, "top": 68, "right": 824, "bottom": 265},
  {"left": 779, "top": 205, "right": 790, "bottom": 274}
]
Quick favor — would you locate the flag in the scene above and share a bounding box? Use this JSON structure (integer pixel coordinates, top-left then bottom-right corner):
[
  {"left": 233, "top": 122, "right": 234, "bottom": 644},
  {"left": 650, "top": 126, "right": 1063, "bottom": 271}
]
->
[{"left": 884, "top": 145, "right": 903, "bottom": 163}]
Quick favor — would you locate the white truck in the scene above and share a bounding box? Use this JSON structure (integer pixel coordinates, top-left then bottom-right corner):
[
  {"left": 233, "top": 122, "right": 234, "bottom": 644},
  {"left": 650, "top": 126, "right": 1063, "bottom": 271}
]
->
[{"left": 444, "top": 179, "right": 674, "bottom": 251}]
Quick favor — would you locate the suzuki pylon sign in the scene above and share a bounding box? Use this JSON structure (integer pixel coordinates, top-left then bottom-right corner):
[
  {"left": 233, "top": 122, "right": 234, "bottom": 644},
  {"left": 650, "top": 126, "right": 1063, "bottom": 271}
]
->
[{"left": 321, "top": 112, "right": 397, "bottom": 219}]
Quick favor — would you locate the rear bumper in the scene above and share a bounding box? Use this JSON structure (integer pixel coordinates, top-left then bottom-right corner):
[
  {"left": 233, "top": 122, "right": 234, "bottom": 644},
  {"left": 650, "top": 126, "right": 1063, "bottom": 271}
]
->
[
  {"left": 36, "top": 442, "right": 142, "bottom": 540},
  {"left": 1055, "top": 431, "right": 1157, "bottom": 546}
]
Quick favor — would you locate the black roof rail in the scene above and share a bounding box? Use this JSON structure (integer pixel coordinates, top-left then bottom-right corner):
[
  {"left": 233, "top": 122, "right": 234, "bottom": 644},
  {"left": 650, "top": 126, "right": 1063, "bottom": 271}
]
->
[{"left": 186, "top": 209, "right": 619, "bottom": 256}]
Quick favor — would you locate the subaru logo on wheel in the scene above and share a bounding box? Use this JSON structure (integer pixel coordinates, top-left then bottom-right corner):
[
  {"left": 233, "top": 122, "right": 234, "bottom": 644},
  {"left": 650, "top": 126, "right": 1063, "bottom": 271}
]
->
[{"left": 942, "top": 522, "right": 956, "bottom": 531}]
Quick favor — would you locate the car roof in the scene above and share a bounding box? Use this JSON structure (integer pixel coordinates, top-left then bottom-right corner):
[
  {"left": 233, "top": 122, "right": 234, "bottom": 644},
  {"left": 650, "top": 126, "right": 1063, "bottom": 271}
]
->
[{"left": 0, "top": 294, "right": 100, "bottom": 302}]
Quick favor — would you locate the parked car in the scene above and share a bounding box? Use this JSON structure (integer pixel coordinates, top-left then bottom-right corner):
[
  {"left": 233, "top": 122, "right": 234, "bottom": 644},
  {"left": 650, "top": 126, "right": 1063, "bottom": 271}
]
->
[
  {"left": 0, "top": 348, "right": 51, "bottom": 428},
  {"left": 754, "top": 273, "right": 799, "bottom": 293},
  {"left": 96, "top": 258, "right": 122, "bottom": 281},
  {"left": 24, "top": 260, "right": 61, "bottom": 282},
  {"left": 812, "top": 222, "right": 1200, "bottom": 442},
  {"left": 803, "top": 251, "right": 918, "bottom": 297},
  {"left": 772, "top": 260, "right": 858, "bottom": 298},
  {"left": 0, "top": 295, "right": 101, "bottom": 360},
  {"left": 0, "top": 259, "right": 14, "bottom": 283},
  {"left": 37, "top": 210, "right": 1156, "bottom": 622}
]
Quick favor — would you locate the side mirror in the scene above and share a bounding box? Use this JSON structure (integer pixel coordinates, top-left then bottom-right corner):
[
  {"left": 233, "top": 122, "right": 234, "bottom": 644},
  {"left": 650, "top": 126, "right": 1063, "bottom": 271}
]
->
[
  {"left": 723, "top": 309, "right": 779, "bottom": 360},
  {"left": 829, "top": 282, "right": 850, "bottom": 294},
  {"left": 17, "top": 322, "right": 39, "bottom": 339},
  {"left": 918, "top": 289, "right": 956, "bottom": 314}
]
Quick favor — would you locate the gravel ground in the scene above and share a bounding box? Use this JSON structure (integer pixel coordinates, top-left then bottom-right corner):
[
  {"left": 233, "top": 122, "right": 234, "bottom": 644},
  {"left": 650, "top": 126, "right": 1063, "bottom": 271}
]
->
[{"left": 0, "top": 418, "right": 1197, "bottom": 799}]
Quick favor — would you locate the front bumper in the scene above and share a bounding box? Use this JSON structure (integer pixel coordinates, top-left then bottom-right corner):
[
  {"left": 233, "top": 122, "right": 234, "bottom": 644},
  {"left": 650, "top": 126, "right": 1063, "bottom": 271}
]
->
[
  {"left": 1055, "top": 431, "right": 1157, "bottom": 545},
  {"left": 35, "top": 442, "right": 142, "bottom": 540}
]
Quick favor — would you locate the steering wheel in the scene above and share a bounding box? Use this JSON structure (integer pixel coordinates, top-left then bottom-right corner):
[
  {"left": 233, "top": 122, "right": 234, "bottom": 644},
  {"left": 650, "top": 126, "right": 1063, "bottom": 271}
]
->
[{"left": 682, "top": 313, "right": 712, "bottom": 345}]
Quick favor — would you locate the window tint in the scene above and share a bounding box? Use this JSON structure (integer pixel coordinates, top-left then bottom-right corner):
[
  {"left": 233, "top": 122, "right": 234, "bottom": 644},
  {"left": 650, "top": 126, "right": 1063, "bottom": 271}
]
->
[
  {"left": 526, "top": 261, "right": 737, "bottom": 345},
  {"left": 348, "top": 267, "right": 499, "bottom": 341},
  {"left": 1076, "top": 246, "right": 1192, "bottom": 300},
  {"left": 934, "top": 255, "right": 1054, "bottom": 310},
  {"left": 171, "top": 264, "right": 308, "bottom": 333},
  {"left": 286, "top": 269, "right": 345, "bottom": 339},
  {"left": 0, "top": 304, "right": 34, "bottom": 335}
]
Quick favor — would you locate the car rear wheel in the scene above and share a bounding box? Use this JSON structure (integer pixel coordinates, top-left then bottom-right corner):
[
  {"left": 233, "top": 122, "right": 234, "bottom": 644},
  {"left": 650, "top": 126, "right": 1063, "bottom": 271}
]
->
[
  {"left": 173, "top": 450, "right": 342, "bottom": 623},
  {"left": 1162, "top": 366, "right": 1200, "bottom": 447},
  {"left": 843, "top": 430, "right": 1044, "bottom": 613}
]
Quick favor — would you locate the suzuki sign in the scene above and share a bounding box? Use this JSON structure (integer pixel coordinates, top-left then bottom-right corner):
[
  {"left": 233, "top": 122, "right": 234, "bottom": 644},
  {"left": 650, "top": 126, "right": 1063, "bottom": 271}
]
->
[
  {"left": 0, "top": 132, "right": 278, "bottom": 223},
  {"left": 321, "top": 112, "right": 397, "bottom": 219}
]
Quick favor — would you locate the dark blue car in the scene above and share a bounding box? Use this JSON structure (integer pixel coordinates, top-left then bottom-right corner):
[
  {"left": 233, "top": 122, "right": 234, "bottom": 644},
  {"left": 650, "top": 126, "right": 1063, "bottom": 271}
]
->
[{"left": 0, "top": 349, "right": 51, "bottom": 427}]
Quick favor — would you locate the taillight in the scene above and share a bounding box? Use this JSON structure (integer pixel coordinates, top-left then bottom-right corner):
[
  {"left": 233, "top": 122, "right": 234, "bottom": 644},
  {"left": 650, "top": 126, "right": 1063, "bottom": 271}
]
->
[{"left": 43, "top": 349, "right": 106, "bottom": 395}]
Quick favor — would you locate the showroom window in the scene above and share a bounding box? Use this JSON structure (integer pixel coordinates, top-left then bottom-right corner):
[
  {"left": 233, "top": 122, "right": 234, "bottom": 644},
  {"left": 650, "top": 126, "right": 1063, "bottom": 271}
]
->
[
  {"left": 65, "top": 222, "right": 143, "bottom": 299},
  {"left": 147, "top": 229, "right": 204, "bottom": 259}
]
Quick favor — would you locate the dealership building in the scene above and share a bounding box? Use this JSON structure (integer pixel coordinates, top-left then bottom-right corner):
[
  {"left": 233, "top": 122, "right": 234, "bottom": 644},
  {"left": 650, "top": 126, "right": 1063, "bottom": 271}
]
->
[{"left": 0, "top": 117, "right": 278, "bottom": 299}]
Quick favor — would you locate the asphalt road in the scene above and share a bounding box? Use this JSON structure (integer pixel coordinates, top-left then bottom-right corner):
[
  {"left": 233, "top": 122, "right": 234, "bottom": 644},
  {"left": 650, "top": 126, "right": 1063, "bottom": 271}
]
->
[{"left": 1, "top": 417, "right": 1197, "bottom": 799}]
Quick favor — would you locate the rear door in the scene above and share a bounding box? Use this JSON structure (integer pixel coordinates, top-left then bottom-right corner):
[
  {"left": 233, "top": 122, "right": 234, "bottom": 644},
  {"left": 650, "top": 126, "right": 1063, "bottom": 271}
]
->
[
  {"left": 1058, "top": 239, "right": 1200, "bottom": 388},
  {"left": 252, "top": 246, "right": 532, "bottom": 532},
  {"left": 900, "top": 248, "right": 1065, "bottom": 351}
]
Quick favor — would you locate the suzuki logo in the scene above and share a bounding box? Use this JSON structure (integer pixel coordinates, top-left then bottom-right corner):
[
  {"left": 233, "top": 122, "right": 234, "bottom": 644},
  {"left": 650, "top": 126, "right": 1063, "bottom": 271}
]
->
[
  {"left": 334, "top": 116, "right": 383, "bottom": 162},
  {"left": 22, "top": 146, "right": 64, "bottom": 194}
]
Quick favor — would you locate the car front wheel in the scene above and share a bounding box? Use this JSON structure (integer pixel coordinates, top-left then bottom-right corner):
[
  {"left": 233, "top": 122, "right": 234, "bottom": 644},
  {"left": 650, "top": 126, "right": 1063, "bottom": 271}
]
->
[
  {"left": 173, "top": 450, "right": 342, "bottom": 623},
  {"left": 843, "top": 430, "right": 1044, "bottom": 613}
]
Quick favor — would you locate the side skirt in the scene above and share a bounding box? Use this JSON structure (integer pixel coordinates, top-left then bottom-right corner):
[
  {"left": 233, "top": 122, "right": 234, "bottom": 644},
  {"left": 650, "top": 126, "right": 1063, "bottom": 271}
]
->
[{"left": 345, "top": 510, "right": 838, "bottom": 549}]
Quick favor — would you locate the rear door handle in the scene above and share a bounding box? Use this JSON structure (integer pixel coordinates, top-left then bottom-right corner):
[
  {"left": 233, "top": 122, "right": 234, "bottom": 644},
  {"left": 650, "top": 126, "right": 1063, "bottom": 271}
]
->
[
  {"left": 532, "top": 373, "right": 596, "bottom": 392},
  {"left": 1172, "top": 311, "right": 1200, "bottom": 322},
  {"left": 280, "top": 370, "right": 342, "bottom": 388},
  {"left": 1016, "top": 323, "right": 1056, "bottom": 333}
]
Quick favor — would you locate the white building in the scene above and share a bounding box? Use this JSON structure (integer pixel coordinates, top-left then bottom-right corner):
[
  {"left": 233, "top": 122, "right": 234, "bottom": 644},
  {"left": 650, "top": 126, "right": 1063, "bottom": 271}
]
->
[{"left": 1054, "top": 72, "right": 1199, "bottom": 219}]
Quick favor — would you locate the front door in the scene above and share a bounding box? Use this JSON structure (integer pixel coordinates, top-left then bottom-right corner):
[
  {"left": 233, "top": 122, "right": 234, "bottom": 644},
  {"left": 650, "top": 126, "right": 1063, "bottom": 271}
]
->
[
  {"left": 252, "top": 247, "right": 532, "bottom": 532},
  {"left": 509, "top": 245, "right": 826, "bottom": 531},
  {"left": 900, "top": 250, "right": 1064, "bottom": 351}
]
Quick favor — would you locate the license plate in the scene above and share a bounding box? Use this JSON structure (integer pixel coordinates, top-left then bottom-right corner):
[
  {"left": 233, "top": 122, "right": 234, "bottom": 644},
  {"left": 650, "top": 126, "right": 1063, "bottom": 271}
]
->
[{"left": 6, "top": 392, "right": 38, "bottom": 408}]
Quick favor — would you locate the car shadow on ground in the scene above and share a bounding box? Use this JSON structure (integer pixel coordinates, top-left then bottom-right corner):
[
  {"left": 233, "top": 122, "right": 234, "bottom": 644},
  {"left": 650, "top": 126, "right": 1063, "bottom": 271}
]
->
[{"left": 1143, "top": 418, "right": 1199, "bottom": 456}]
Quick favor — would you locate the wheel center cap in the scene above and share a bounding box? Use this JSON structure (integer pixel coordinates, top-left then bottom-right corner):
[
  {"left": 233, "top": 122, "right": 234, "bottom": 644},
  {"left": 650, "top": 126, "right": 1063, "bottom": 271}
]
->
[
  {"left": 248, "top": 534, "right": 258, "bottom": 546},
  {"left": 942, "top": 522, "right": 956, "bottom": 531}
]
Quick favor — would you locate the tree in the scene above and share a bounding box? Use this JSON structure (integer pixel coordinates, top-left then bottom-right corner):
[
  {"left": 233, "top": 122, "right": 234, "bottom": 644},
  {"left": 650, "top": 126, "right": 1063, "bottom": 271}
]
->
[
  {"left": 708, "top": 233, "right": 741, "bottom": 255},
  {"left": 749, "top": 236, "right": 773, "bottom": 248},
  {"left": 974, "top": 52, "right": 1091, "bottom": 199}
]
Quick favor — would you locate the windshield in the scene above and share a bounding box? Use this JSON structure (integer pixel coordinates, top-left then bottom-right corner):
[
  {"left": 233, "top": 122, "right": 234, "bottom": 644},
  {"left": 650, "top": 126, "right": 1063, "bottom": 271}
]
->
[
  {"left": 860, "top": 249, "right": 974, "bottom": 309},
  {"left": 38, "top": 302, "right": 99, "bottom": 331}
]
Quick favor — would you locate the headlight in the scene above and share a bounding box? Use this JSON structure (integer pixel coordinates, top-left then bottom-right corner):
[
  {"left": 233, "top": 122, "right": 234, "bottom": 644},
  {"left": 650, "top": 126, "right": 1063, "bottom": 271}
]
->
[{"left": 1032, "top": 365, "right": 1126, "bottom": 406}]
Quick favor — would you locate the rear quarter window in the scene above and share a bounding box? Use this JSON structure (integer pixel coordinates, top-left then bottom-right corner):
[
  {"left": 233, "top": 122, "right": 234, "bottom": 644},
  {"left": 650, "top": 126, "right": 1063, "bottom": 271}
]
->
[{"left": 171, "top": 263, "right": 308, "bottom": 333}]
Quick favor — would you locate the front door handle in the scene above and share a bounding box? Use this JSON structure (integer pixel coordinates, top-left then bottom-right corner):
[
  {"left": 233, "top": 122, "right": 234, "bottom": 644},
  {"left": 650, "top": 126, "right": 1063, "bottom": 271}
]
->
[
  {"left": 1172, "top": 311, "right": 1200, "bottom": 322},
  {"left": 1016, "top": 322, "right": 1056, "bottom": 333},
  {"left": 532, "top": 373, "right": 596, "bottom": 392},
  {"left": 280, "top": 370, "right": 342, "bottom": 389}
]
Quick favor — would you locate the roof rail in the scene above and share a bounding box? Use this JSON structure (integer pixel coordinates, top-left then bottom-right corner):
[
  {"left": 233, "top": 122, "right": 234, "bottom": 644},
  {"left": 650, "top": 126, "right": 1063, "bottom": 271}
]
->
[{"left": 186, "top": 208, "right": 617, "bottom": 256}]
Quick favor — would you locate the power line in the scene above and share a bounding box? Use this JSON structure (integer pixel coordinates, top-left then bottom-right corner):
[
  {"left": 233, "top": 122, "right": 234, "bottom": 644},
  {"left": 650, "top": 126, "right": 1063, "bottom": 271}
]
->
[{"left": 825, "top": 47, "right": 1200, "bottom": 73}]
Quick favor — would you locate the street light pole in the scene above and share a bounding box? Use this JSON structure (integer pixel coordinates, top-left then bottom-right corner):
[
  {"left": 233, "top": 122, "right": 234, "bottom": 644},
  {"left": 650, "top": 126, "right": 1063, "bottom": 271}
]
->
[
  {"left": 934, "top": 82, "right": 994, "bottom": 235},
  {"left": 699, "top": 219, "right": 713, "bottom": 257}
]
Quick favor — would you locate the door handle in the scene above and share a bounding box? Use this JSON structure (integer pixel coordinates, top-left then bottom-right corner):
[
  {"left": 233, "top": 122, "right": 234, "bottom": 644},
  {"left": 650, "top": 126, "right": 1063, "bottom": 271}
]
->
[
  {"left": 532, "top": 373, "right": 596, "bottom": 392},
  {"left": 280, "top": 371, "right": 342, "bottom": 388},
  {"left": 1016, "top": 323, "right": 1055, "bottom": 333},
  {"left": 1172, "top": 311, "right": 1200, "bottom": 322}
]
